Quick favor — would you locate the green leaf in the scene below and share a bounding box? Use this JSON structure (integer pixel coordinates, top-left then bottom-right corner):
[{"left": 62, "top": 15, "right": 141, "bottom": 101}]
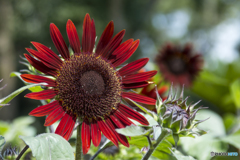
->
[
  {"left": 20, "top": 133, "right": 74, "bottom": 160},
  {"left": 195, "top": 110, "right": 225, "bottom": 137},
  {"left": 230, "top": 79, "right": 240, "bottom": 108},
  {"left": 221, "top": 134, "right": 240, "bottom": 149},
  {"left": 223, "top": 113, "right": 237, "bottom": 132},
  {"left": 170, "top": 149, "right": 196, "bottom": 160},
  {"left": 11, "top": 71, "right": 44, "bottom": 92},
  {"left": 10, "top": 72, "right": 25, "bottom": 82},
  {"left": 128, "top": 136, "right": 174, "bottom": 160},
  {"left": 0, "top": 116, "right": 36, "bottom": 144},
  {"left": 28, "top": 85, "right": 44, "bottom": 92},
  {"left": 199, "top": 71, "right": 228, "bottom": 86},
  {"left": 153, "top": 126, "right": 161, "bottom": 140},
  {"left": 0, "top": 83, "right": 47, "bottom": 107},
  {"left": 180, "top": 110, "right": 227, "bottom": 160},
  {"left": 131, "top": 113, "right": 158, "bottom": 127},
  {"left": 115, "top": 125, "right": 151, "bottom": 136},
  {"left": 127, "top": 98, "right": 159, "bottom": 122}
]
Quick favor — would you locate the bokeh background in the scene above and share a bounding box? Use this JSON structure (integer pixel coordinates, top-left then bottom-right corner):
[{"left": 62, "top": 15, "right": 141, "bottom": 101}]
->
[{"left": 1, "top": 0, "right": 240, "bottom": 159}]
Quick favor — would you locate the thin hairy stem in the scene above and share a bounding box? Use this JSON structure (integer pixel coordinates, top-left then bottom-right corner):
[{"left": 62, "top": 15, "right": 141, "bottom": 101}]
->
[
  {"left": 141, "top": 129, "right": 171, "bottom": 160},
  {"left": 16, "top": 145, "right": 29, "bottom": 160},
  {"left": 75, "top": 123, "right": 83, "bottom": 160}
]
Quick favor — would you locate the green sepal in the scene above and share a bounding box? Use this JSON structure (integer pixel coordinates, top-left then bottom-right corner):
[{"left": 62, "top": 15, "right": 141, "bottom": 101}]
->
[
  {"left": 160, "top": 104, "right": 167, "bottom": 118},
  {"left": 170, "top": 115, "right": 183, "bottom": 133},
  {"left": 192, "top": 128, "right": 207, "bottom": 136},
  {"left": 172, "top": 134, "right": 179, "bottom": 148},
  {"left": 178, "top": 129, "right": 189, "bottom": 136},
  {"left": 185, "top": 119, "right": 192, "bottom": 129},
  {"left": 185, "top": 133, "right": 196, "bottom": 138},
  {"left": 162, "top": 109, "right": 174, "bottom": 128},
  {"left": 191, "top": 118, "right": 210, "bottom": 129},
  {"left": 156, "top": 85, "right": 163, "bottom": 115}
]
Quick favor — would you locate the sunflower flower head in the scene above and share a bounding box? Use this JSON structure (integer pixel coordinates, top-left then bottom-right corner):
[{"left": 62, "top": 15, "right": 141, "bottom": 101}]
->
[
  {"left": 156, "top": 43, "right": 203, "bottom": 87},
  {"left": 156, "top": 85, "right": 208, "bottom": 146},
  {"left": 20, "top": 13, "right": 157, "bottom": 154}
]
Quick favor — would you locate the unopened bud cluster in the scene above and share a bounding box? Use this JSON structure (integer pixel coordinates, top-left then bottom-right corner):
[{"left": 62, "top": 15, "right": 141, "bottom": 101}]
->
[{"left": 156, "top": 86, "right": 208, "bottom": 140}]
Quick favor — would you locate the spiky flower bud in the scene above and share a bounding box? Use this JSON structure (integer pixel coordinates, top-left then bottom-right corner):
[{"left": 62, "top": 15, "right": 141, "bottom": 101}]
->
[
  {"left": 156, "top": 85, "right": 208, "bottom": 146},
  {"left": 2, "top": 145, "right": 19, "bottom": 160}
]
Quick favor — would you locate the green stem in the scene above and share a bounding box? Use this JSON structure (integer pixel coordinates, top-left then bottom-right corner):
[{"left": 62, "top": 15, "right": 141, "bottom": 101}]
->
[
  {"left": 141, "top": 129, "right": 171, "bottom": 160},
  {"left": 89, "top": 147, "right": 104, "bottom": 160},
  {"left": 16, "top": 145, "right": 29, "bottom": 160},
  {"left": 75, "top": 123, "right": 83, "bottom": 160},
  {"left": 146, "top": 135, "right": 153, "bottom": 149},
  {"left": 90, "top": 139, "right": 113, "bottom": 160}
]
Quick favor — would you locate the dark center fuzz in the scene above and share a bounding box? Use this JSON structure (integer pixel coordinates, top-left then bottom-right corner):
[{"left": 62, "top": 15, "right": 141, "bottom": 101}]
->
[
  {"left": 80, "top": 71, "right": 105, "bottom": 95},
  {"left": 167, "top": 56, "right": 187, "bottom": 75},
  {"left": 56, "top": 53, "right": 122, "bottom": 120}
]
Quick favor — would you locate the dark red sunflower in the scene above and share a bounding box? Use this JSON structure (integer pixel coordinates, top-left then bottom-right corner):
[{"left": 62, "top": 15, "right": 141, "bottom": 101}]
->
[
  {"left": 20, "top": 14, "right": 157, "bottom": 154},
  {"left": 156, "top": 43, "right": 203, "bottom": 87}
]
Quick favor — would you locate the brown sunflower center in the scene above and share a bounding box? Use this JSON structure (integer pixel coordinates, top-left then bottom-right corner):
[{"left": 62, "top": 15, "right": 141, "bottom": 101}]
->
[
  {"left": 167, "top": 56, "right": 186, "bottom": 75},
  {"left": 80, "top": 71, "right": 105, "bottom": 95},
  {"left": 56, "top": 53, "right": 122, "bottom": 119}
]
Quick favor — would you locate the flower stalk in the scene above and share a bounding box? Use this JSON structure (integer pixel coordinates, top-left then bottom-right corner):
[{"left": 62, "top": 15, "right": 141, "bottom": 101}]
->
[
  {"left": 75, "top": 123, "right": 83, "bottom": 160},
  {"left": 16, "top": 145, "right": 29, "bottom": 160},
  {"left": 142, "top": 129, "right": 171, "bottom": 160}
]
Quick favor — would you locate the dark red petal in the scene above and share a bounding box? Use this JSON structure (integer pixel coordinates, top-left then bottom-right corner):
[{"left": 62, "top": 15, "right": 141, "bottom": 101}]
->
[
  {"left": 25, "top": 89, "right": 56, "bottom": 100},
  {"left": 82, "top": 14, "right": 95, "bottom": 53},
  {"left": 97, "top": 119, "right": 118, "bottom": 146},
  {"left": 122, "top": 70, "right": 157, "bottom": 84},
  {"left": 112, "top": 40, "right": 140, "bottom": 67},
  {"left": 91, "top": 120, "right": 101, "bottom": 147},
  {"left": 96, "top": 21, "right": 114, "bottom": 55},
  {"left": 122, "top": 92, "right": 156, "bottom": 105},
  {"left": 55, "top": 113, "right": 76, "bottom": 140},
  {"left": 81, "top": 121, "right": 91, "bottom": 154},
  {"left": 109, "top": 39, "right": 133, "bottom": 61},
  {"left": 105, "top": 118, "right": 129, "bottom": 147},
  {"left": 118, "top": 58, "right": 149, "bottom": 76},
  {"left": 50, "top": 23, "right": 70, "bottom": 59},
  {"left": 118, "top": 104, "right": 149, "bottom": 125},
  {"left": 20, "top": 74, "right": 56, "bottom": 87},
  {"left": 109, "top": 115, "right": 125, "bottom": 128},
  {"left": 31, "top": 42, "right": 62, "bottom": 67},
  {"left": 62, "top": 115, "right": 76, "bottom": 140},
  {"left": 114, "top": 111, "right": 134, "bottom": 126},
  {"left": 182, "top": 44, "right": 192, "bottom": 56},
  {"left": 66, "top": 20, "right": 81, "bottom": 53},
  {"left": 101, "top": 30, "right": 125, "bottom": 59},
  {"left": 44, "top": 107, "right": 65, "bottom": 126},
  {"left": 122, "top": 81, "right": 149, "bottom": 89},
  {"left": 29, "top": 101, "right": 61, "bottom": 117},
  {"left": 24, "top": 54, "right": 57, "bottom": 76},
  {"left": 26, "top": 48, "right": 60, "bottom": 70},
  {"left": 90, "top": 19, "right": 96, "bottom": 53}
]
